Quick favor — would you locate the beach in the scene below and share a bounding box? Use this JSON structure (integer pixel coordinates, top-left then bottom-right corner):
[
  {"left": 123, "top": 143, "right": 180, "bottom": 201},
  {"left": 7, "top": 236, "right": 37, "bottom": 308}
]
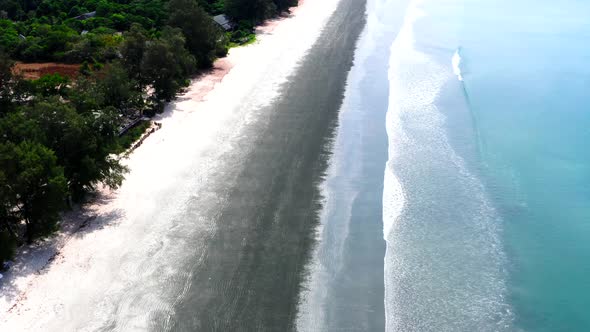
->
[
  {"left": 3, "top": 0, "right": 588, "bottom": 330},
  {"left": 0, "top": 0, "right": 362, "bottom": 329}
]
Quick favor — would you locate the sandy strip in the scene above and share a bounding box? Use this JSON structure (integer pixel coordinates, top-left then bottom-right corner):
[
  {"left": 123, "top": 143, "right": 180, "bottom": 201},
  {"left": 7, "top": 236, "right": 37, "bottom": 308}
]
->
[{"left": 0, "top": 0, "right": 341, "bottom": 329}]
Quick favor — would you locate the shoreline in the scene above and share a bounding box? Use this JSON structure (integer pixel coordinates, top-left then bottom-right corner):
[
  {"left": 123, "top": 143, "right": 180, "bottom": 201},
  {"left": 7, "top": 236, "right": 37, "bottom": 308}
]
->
[
  {"left": 0, "top": 0, "right": 343, "bottom": 328},
  {"left": 0, "top": 40, "right": 237, "bottom": 323},
  {"left": 0, "top": 0, "right": 280, "bottom": 315},
  {"left": 158, "top": 0, "right": 366, "bottom": 327}
]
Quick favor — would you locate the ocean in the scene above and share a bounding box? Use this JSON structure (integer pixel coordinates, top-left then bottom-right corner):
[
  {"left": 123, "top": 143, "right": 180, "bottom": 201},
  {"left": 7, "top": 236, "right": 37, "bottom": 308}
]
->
[{"left": 299, "top": 0, "right": 590, "bottom": 330}]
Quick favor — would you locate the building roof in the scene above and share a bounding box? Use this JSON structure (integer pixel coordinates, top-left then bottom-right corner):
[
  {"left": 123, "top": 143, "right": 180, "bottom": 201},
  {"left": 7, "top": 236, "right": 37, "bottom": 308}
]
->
[
  {"left": 213, "top": 14, "right": 234, "bottom": 31},
  {"left": 75, "top": 11, "right": 96, "bottom": 20}
]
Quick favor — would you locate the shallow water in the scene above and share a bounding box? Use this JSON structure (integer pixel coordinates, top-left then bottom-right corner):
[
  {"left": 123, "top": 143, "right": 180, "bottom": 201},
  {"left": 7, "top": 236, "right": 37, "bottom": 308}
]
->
[
  {"left": 302, "top": 0, "right": 590, "bottom": 330},
  {"left": 380, "top": 0, "right": 590, "bottom": 330},
  {"left": 296, "top": 0, "right": 407, "bottom": 329}
]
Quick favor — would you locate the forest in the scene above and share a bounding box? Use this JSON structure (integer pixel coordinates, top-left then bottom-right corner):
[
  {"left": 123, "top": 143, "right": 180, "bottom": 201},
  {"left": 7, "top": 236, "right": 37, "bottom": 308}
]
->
[{"left": 0, "top": 0, "right": 298, "bottom": 264}]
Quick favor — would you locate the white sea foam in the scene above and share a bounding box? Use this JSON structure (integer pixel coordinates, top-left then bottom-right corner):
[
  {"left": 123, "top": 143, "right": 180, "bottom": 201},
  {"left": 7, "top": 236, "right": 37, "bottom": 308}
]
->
[
  {"left": 383, "top": 0, "right": 514, "bottom": 330},
  {"left": 382, "top": 0, "right": 425, "bottom": 245},
  {"left": 383, "top": 3, "right": 444, "bottom": 330},
  {"left": 295, "top": 0, "right": 414, "bottom": 328},
  {"left": 0, "top": 0, "right": 342, "bottom": 330},
  {"left": 452, "top": 48, "right": 464, "bottom": 81}
]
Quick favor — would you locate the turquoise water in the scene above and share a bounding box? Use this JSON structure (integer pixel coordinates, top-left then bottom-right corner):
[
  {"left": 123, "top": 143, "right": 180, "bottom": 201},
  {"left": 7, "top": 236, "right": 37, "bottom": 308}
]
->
[
  {"left": 459, "top": 1, "right": 590, "bottom": 330},
  {"left": 384, "top": 0, "right": 590, "bottom": 330}
]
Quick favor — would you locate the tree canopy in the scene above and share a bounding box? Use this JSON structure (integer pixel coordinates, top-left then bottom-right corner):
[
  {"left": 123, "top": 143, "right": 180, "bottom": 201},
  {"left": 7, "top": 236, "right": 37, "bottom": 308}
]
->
[
  {"left": 168, "top": 0, "right": 227, "bottom": 67},
  {"left": 0, "top": 141, "right": 67, "bottom": 243}
]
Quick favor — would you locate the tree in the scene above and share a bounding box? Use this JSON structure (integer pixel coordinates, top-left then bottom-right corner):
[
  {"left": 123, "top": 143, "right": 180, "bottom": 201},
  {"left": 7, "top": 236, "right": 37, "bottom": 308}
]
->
[
  {"left": 0, "top": 50, "right": 27, "bottom": 112},
  {"left": 0, "top": 19, "right": 19, "bottom": 52},
  {"left": 0, "top": 50, "right": 14, "bottom": 113},
  {"left": 225, "top": 0, "right": 276, "bottom": 22},
  {"left": 141, "top": 27, "right": 195, "bottom": 101},
  {"left": 121, "top": 23, "right": 148, "bottom": 89},
  {"left": 272, "top": 0, "right": 297, "bottom": 12},
  {"left": 68, "top": 75, "right": 104, "bottom": 114},
  {"left": 160, "top": 27, "right": 197, "bottom": 77},
  {"left": 168, "top": 0, "right": 225, "bottom": 67},
  {"left": 30, "top": 73, "right": 69, "bottom": 97},
  {"left": 22, "top": 99, "right": 127, "bottom": 200},
  {"left": 99, "top": 62, "right": 140, "bottom": 111},
  {"left": 0, "top": 154, "right": 18, "bottom": 249},
  {"left": 110, "top": 13, "right": 129, "bottom": 30},
  {"left": 0, "top": 141, "right": 67, "bottom": 243},
  {"left": 0, "top": 109, "right": 42, "bottom": 143}
]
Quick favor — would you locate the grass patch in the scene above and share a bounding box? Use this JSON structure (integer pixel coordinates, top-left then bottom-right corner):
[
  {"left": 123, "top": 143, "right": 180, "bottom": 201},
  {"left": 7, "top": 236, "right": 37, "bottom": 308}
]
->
[
  {"left": 240, "top": 34, "right": 257, "bottom": 46},
  {"left": 115, "top": 120, "right": 151, "bottom": 153},
  {"left": 227, "top": 20, "right": 257, "bottom": 48},
  {"left": 228, "top": 33, "right": 257, "bottom": 48}
]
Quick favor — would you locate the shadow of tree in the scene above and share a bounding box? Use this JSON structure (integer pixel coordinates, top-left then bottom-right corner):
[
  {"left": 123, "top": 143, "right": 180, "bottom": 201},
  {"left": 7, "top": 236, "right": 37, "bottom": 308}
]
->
[{"left": 0, "top": 192, "right": 125, "bottom": 314}]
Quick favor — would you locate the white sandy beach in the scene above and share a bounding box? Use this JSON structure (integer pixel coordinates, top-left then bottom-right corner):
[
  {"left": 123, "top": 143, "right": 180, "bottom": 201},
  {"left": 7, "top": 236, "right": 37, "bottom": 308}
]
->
[{"left": 0, "top": 0, "right": 341, "bottom": 329}]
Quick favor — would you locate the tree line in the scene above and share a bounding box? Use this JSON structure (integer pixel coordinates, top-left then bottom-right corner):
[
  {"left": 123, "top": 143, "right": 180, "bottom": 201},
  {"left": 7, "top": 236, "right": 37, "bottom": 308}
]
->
[
  {"left": 0, "top": 0, "right": 296, "bottom": 63},
  {"left": 0, "top": 0, "right": 298, "bottom": 264}
]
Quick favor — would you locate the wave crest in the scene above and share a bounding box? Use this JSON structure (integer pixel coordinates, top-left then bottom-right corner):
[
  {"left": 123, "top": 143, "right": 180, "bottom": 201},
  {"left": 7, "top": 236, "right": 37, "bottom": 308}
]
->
[{"left": 452, "top": 47, "right": 463, "bottom": 81}]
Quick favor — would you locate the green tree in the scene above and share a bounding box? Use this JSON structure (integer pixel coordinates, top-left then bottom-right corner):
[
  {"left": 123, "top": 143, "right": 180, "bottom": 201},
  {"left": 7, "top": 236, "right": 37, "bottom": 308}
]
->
[
  {"left": 0, "top": 141, "right": 67, "bottom": 243},
  {"left": 272, "top": 0, "right": 296, "bottom": 12},
  {"left": 0, "top": 109, "right": 42, "bottom": 143},
  {"left": 30, "top": 73, "right": 69, "bottom": 97},
  {"left": 110, "top": 13, "right": 129, "bottom": 30},
  {"left": 99, "top": 61, "right": 140, "bottom": 111},
  {"left": 225, "top": 0, "right": 276, "bottom": 22},
  {"left": 141, "top": 27, "right": 195, "bottom": 101},
  {"left": 96, "top": 0, "right": 116, "bottom": 17},
  {"left": 19, "top": 40, "right": 44, "bottom": 61},
  {"left": 0, "top": 0, "right": 23, "bottom": 19},
  {"left": 0, "top": 155, "right": 19, "bottom": 252},
  {"left": 22, "top": 99, "right": 127, "bottom": 200},
  {"left": 0, "top": 50, "right": 14, "bottom": 113},
  {"left": 121, "top": 23, "right": 148, "bottom": 89},
  {"left": 0, "top": 19, "right": 19, "bottom": 53},
  {"left": 68, "top": 74, "right": 104, "bottom": 114},
  {"left": 168, "top": 0, "right": 225, "bottom": 67},
  {"left": 0, "top": 50, "right": 28, "bottom": 112},
  {"left": 28, "top": 24, "right": 79, "bottom": 61}
]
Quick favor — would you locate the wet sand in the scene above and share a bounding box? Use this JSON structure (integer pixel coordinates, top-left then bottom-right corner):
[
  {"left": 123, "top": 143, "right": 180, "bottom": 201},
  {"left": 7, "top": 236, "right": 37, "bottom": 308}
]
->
[{"left": 167, "top": 0, "right": 367, "bottom": 329}]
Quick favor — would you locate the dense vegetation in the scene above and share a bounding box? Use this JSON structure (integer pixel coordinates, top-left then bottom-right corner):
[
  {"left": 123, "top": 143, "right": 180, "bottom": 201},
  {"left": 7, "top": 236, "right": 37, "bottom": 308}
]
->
[
  {"left": 0, "top": 0, "right": 297, "bottom": 63},
  {"left": 0, "top": 0, "right": 298, "bottom": 264}
]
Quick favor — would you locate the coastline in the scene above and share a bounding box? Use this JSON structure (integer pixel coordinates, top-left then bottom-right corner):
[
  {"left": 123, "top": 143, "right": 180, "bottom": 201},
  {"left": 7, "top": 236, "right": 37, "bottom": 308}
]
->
[
  {"left": 0, "top": 37, "right": 236, "bottom": 324},
  {"left": 0, "top": 0, "right": 343, "bottom": 329},
  {"left": 164, "top": 0, "right": 366, "bottom": 327}
]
